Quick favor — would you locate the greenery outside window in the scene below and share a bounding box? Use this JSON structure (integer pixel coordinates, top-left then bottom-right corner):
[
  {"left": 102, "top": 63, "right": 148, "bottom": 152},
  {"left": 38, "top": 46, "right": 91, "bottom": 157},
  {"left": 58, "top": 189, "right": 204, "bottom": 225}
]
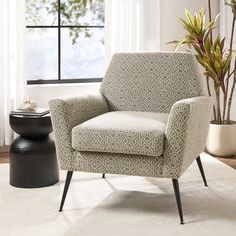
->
[{"left": 26, "top": 0, "right": 105, "bottom": 84}]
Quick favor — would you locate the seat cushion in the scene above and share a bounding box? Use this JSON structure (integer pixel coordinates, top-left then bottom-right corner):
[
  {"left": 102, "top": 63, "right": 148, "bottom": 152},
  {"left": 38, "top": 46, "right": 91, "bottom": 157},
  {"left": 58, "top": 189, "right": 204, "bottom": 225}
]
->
[{"left": 72, "top": 111, "right": 169, "bottom": 157}]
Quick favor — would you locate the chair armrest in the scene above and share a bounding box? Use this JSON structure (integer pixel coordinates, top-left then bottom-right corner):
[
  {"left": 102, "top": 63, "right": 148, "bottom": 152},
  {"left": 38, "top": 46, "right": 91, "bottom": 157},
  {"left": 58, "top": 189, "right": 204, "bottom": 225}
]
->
[
  {"left": 49, "top": 93, "right": 109, "bottom": 170},
  {"left": 163, "top": 96, "right": 213, "bottom": 178}
]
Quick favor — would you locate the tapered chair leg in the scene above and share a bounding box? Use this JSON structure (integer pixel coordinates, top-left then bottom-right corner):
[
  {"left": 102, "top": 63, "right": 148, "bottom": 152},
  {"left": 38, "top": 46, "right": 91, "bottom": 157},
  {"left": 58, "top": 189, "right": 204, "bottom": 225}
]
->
[
  {"left": 59, "top": 171, "right": 73, "bottom": 212},
  {"left": 102, "top": 173, "right": 105, "bottom": 178},
  {"left": 196, "top": 156, "right": 208, "bottom": 186},
  {"left": 172, "top": 179, "right": 184, "bottom": 224}
]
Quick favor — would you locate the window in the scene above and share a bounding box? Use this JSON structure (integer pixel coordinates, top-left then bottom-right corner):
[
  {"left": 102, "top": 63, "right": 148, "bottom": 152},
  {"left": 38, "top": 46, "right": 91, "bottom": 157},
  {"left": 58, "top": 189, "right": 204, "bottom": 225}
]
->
[{"left": 26, "top": 0, "right": 105, "bottom": 84}]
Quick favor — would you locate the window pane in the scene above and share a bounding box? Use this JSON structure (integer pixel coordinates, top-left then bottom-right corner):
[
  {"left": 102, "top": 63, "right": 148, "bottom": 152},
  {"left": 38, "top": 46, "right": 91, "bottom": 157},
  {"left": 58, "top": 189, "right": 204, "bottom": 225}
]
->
[
  {"left": 26, "top": 0, "right": 58, "bottom": 26},
  {"left": 61, "top": 0, "right": 104, "bottom": 26},
  {"left": 61, "top": 28, "right": 105, "bottom": 79},
  {"left": 26, "top": 29, "right": 58, "bottom": 80}
]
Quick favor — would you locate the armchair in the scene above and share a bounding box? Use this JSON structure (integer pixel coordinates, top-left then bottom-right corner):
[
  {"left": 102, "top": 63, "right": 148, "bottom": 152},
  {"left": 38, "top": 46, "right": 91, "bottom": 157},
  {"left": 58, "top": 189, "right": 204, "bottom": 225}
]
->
[{"left": 49, "top": 53, "right": 213, "bottom": 224}]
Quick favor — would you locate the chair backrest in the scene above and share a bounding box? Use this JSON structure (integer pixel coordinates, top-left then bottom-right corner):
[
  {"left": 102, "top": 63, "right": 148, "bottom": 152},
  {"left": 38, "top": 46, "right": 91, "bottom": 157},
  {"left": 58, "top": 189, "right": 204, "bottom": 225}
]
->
[{"left": 100, "top": 52, "right": 204, "bottom": 113}]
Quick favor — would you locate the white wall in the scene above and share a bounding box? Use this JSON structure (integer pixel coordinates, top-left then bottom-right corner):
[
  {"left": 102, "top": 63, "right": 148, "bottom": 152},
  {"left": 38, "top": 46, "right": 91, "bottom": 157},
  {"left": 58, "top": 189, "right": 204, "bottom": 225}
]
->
[
  {"left": 160, "top": 0, "right": 220, "bottom": 51},
  {"left": 28, "top": 0, "right": 221, "bottom": 108},
  {"left": 220, "top": 1, "right": 236, "bottom": 120}
]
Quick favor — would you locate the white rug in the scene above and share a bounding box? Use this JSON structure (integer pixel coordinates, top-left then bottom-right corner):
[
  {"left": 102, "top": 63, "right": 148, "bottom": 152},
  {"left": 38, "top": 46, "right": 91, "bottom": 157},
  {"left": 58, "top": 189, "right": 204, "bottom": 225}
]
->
[{"left": 0, "top": 153, "right": 236, "bottom": 236}]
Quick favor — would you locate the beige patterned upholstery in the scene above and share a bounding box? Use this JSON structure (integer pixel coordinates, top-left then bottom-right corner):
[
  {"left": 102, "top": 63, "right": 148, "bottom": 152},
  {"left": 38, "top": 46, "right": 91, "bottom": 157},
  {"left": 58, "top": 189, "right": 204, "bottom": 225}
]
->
[
  {"left": 49, "top": 52, "right": 213, "bottom": 179},
  {"left": 72, "top": 111, "right": 169, "bottom": 157},
  {"left": 49, "top": 93, "right": 109, "bottom": 170},
  {"left": 100, "top": 52, "right": 203, "bottom": 113},
  {"left": 163, "top": 96, "right": 213, "bottom": 178}
]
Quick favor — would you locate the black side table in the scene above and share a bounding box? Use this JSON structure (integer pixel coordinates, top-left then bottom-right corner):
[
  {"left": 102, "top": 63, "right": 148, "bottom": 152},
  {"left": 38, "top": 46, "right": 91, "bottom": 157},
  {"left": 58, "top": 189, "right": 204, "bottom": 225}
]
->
[{"left": 9, "top": 114, "right": 59, "bottom": 188}]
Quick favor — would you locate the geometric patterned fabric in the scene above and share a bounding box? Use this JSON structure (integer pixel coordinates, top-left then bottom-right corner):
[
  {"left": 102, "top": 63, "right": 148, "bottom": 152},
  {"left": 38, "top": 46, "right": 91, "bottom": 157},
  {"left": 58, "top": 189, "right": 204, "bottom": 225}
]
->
[
  {"left": 72, "top": 111, "right": 169, "bottom": 157},
  {"left": 49, "top": 52, "right": 213, "bottom": 179},
  {"left": 100, "top": 52, "right": 204, "bottom": 113}
]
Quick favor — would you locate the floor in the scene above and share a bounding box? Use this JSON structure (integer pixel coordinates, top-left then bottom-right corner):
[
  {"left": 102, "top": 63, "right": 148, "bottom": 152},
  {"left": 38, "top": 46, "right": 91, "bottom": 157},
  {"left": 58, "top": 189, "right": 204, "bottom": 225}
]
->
[
  {"left": 0, "top": 152, "right": 9, "bottom": 164},
  {"left": 216, "top": 156, "right": 236, "bottom": 169},
  {"left": 1, "top": 151, "right": 236, "bottom": 169},
  {"left": 0, "top": 153, "right": 236, "bottom": 236}
]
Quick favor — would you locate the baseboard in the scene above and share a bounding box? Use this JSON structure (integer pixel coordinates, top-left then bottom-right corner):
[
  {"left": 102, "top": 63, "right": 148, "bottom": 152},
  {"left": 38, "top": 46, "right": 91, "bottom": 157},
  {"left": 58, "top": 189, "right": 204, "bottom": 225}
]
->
[{"left": 0, "top": 146, "right": 10, "bottom": 153}]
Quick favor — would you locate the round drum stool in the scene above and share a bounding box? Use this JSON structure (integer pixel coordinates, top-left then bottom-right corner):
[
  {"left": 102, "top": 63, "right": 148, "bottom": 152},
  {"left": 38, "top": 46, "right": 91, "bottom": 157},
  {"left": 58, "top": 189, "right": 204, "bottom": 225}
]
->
[{"left": 9, "top": 114, "right": 59, "bottom": 188}]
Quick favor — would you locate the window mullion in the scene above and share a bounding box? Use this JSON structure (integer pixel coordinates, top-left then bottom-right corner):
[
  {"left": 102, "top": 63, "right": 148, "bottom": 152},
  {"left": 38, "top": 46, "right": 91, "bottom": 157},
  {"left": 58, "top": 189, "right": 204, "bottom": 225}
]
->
[{"left": 58, "top": 0, "right": 61, "bottom": 80}]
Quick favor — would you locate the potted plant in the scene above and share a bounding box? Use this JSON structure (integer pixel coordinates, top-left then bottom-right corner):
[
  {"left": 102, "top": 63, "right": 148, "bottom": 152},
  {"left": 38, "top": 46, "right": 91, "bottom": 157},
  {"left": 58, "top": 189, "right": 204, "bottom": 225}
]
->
[{"left": 171, "top": 0, "right": 236, "bottom": 157}]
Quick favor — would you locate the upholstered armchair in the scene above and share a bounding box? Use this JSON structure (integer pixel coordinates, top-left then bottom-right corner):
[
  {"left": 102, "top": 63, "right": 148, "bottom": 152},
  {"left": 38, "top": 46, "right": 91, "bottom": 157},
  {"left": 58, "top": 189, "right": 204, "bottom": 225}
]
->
[{"left": 49, "top": 52, "right": 213, "bottom": 224}]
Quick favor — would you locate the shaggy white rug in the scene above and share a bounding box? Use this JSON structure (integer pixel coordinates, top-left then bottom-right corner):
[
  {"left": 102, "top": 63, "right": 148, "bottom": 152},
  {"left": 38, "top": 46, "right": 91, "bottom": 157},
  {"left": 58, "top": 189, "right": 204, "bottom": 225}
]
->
[{"left": 0, "top": 153, "right": 236, "bottom": 236}]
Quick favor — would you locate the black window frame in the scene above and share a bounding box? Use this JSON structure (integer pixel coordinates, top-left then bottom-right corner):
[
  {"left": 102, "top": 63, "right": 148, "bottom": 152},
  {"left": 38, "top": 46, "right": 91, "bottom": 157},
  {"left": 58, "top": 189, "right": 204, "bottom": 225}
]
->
[{"left": 26, "top": 0, "right": 104, "bottom": 85}]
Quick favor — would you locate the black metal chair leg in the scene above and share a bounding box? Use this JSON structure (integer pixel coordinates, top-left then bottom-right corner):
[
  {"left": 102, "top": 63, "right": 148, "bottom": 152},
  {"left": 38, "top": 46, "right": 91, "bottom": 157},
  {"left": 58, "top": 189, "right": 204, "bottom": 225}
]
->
[
  {"left": 196, "top": 156, "right": 208, "bottom": 187},
  {"left": 172, "top": 179, "right": 184, "bottom": 224},
  {"left": 102, "top": 173, "right": 105, "bottom": 178},
  {"left": 59, "top": 171, "right": 73, "bottom": 212}
]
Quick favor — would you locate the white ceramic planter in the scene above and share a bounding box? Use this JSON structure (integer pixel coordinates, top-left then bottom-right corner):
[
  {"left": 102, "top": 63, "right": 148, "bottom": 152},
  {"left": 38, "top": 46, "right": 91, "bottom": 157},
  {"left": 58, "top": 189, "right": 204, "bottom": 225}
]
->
[{"left": 206, "top": 121, "right": 236, "bottom": 157}]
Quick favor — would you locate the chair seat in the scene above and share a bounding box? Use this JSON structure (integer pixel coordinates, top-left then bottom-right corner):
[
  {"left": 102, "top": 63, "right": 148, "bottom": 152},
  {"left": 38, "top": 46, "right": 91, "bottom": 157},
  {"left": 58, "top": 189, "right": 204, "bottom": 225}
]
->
[{"left": 72, "top": 111, "right": 169, "bottom": 157}]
